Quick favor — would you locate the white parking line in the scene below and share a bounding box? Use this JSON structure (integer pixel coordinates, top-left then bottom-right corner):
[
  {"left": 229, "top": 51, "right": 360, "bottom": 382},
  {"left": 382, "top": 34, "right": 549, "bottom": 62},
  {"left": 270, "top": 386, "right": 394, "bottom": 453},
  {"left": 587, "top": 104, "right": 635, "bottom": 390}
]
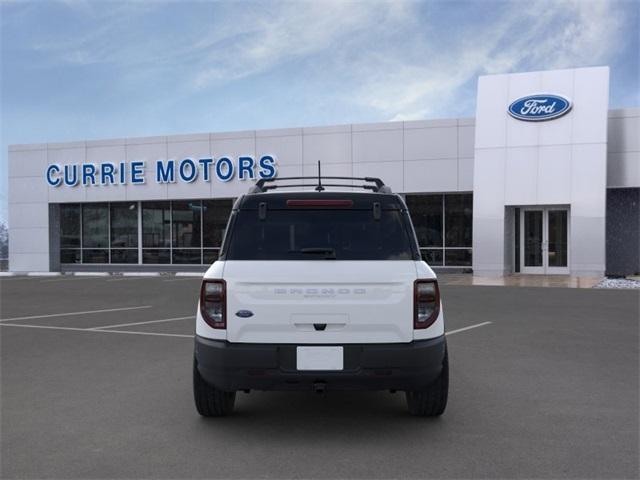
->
[
  {"left": 0, "top": 323, "right": 193, "bottom": 338},
  {"left": 41, "top": 277, "right": 107, "bottom": 283},
  {"left": 0, "top": 306, "right": 152, "bottom": 323},
  {"left": 0, "top": 318, "right": 492, "bottom": 340},
  {"left": 91, "top": 316, "right": 193, "bottom": 330},
  {"left": 446, "top": 321, "right": 492, "bottom": 336}
]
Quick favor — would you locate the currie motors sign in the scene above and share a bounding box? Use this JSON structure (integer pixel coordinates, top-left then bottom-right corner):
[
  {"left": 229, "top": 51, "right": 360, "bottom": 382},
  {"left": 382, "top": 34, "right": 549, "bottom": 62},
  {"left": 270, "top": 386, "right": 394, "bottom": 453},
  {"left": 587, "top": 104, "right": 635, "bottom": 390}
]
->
[
  {"left": 45, "top": 155, "right": 277, "bottom": 187},
  {"left": 508, "top": 94, "right": 572, "bottom": 122}
]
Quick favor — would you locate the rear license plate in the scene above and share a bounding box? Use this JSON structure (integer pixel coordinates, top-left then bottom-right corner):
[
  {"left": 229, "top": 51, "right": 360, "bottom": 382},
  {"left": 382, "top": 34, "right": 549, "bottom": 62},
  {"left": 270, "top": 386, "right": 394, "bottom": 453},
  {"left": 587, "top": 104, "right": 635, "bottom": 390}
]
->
[{"left": 296, "top": 346, "right": 344, "bottom": 371}]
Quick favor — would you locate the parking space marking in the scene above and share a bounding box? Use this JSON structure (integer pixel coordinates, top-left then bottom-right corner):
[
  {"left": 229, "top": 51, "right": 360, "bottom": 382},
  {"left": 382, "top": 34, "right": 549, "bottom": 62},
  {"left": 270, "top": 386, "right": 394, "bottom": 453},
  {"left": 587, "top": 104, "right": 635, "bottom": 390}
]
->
[
  {"left": 0, "top": 305, "right": 152, "bottom": 323},
  {"left": 91, "top": 315, "right": 193, "bottom": 330},
  {"left": 0, "top": 318, "right": 491, "bottom": 340},
  {"left": 0, "top": 323, "right": 193, "bottom": 338},
  {"left": 40, "top": 277, "right": 109, "bottom": 283},
  {"left": 446, "top": 321, "right": 492, "bottom": 336}
]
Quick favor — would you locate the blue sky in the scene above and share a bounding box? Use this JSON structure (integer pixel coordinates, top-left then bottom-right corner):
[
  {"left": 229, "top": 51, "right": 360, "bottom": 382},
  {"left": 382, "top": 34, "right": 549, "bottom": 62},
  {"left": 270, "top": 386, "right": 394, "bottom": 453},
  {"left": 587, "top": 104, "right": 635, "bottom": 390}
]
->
[{"left": 1, "top": 0, "right": 638, "bottom": 224}]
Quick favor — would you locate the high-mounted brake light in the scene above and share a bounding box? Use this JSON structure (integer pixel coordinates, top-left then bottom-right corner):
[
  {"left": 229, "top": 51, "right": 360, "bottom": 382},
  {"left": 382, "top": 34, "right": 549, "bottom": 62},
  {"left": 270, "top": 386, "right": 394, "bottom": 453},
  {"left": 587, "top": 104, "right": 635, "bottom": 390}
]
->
[
  {"left": 286, "top": 199, "right": 353, "bottom": 208},
  {"left": 414, "top": 279, "right": 440, "bottom": 329},
  {"left": 200, "top": 279, "right": 226, "bottom": 329}
]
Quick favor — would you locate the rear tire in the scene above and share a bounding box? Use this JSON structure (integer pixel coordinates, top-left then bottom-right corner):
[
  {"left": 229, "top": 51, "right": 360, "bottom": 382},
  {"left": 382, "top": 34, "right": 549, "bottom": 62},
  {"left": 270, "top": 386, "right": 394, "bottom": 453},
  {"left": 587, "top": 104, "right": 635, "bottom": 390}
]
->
[
  {"left": 405, "top": 348, "right": 448, "bottom": 416},
  {"left": 193, "top": 359, "right": 236, "bottom": 417}
]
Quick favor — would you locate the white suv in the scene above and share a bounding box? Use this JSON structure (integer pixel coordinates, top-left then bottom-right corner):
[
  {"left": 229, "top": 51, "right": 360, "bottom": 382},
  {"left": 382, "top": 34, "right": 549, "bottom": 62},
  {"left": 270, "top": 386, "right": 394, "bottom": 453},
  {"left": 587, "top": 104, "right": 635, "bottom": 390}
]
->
[{"left": 193, "top": 175, "right": 448, "bottom": 416}]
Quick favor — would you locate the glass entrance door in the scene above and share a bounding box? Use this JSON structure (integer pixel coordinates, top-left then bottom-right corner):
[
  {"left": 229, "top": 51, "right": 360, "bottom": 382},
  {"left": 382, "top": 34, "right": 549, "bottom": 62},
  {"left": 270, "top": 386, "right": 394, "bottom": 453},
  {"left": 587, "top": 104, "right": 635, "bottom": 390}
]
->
[
  {"left": 522, "top": 210, "right": 545, "bottom": 274},
  {"left": 519, "top": 208, "right": 569, "bottom": 274}
]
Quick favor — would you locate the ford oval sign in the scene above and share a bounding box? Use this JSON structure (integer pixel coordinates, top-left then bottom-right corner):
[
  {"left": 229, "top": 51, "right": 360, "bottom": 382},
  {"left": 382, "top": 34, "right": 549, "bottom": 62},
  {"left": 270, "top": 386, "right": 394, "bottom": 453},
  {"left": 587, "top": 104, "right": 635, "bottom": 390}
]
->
[{"left": 508, "top": 94, "right": 572, "bottom": 121}]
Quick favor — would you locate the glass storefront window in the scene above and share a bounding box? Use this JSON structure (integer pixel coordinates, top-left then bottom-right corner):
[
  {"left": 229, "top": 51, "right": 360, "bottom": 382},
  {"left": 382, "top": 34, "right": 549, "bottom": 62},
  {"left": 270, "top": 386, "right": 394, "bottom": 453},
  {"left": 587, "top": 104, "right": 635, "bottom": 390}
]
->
[
  {"left": 203, "top": 199, "right": 233, "bottom": 247},
  {"left": 60, "top": 249, "right": 81, "bottom": 264},
  {"left": 60, "top": 204, "right": 81, "bottom": 264},
  {"left": 172, "top": 249, "right": 202, "bottom": 264},
  {"left": 172, "top": 201, "right": 202, "bottom": 248},
  {"left": 548, "top": 210, "right": 568, "bottom": 267},
  {"left": 60, "top": 204, "right": 81, "bottom": 248},
  {"left": 54, "top": 197, "right": 312, "bottom": 266},
  {"left": 421, "top": 248, "right": 443, "bottom": 266},
  {"left": 444, "top": 249, "right": 472, "bottom": 266},
  {"left": 142, "top": 202, "right": 171, "bottom": 248},
  {"left": 82, "top": 204, "right": 109, "bottom": 248},
  {"left": 111, "top": 203, "right": 138, "bottom": 248},
  {"left": 142, "top": 249, "right": 170, "bottom": 264},
  {"left": 82, "top": 249, "right": 109, "bottom": 263},
  {"left": 111, "top": 249, "right": 138, "bottom": 264},
  {"left": 203, "top": 248, "right": 220, "bottom": 264},
  {"left": 445, "top": 194, "right": 473, "bottom": 247},
  {"left": 405, "top": 194, "right": 443, "bottom": 247},
  {"left": 406, "top": 193, "right": 473, "bottom": 267}
]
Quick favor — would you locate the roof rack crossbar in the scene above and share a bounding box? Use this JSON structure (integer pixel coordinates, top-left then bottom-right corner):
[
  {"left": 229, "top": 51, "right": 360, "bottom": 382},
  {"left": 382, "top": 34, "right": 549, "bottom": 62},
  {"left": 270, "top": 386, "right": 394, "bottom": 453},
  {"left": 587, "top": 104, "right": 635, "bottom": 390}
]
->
[{"left": 250, "top": 176, "right": 389, "bottom": 193}]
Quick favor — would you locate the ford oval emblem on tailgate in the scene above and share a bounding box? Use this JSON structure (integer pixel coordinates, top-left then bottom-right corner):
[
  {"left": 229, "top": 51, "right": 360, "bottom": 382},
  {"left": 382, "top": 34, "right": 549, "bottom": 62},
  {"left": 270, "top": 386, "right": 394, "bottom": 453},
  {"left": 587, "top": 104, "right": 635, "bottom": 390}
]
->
[{"left": 235, "top": 310, "right": 254, "bottom": 318}]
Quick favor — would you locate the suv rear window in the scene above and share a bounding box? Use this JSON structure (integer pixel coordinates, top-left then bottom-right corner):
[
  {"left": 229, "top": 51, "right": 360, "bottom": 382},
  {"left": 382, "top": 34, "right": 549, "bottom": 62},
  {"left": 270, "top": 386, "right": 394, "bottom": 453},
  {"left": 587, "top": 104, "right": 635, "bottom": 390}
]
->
[{"left": 224, "top": 209, "right": 416, "bottom": 260}]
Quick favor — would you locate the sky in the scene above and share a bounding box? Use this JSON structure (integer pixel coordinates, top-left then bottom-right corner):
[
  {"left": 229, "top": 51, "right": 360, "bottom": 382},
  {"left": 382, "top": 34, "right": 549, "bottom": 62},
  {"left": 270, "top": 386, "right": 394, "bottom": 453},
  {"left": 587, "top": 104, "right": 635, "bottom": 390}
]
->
[{"left": 1, "top": 0, "right": 639, "bottom": 224}]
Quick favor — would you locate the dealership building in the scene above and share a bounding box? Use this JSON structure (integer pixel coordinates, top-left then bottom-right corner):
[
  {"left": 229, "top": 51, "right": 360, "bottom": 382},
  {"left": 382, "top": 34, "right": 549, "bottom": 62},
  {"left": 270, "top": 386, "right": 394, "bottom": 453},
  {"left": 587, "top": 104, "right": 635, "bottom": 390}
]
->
[{"left": 7, "top": 66, "right": 640, "bottom": 276}]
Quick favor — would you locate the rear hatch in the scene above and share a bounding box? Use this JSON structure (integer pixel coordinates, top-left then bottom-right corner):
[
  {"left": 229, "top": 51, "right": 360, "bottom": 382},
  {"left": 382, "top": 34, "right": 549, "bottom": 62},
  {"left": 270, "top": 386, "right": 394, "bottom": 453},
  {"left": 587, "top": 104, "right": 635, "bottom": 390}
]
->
[
  {"left": 220, "top": 192, "right": 421, "bottom": 344},
  {"left": 223, "top": 261, "right": 416, "bottom": 343}
]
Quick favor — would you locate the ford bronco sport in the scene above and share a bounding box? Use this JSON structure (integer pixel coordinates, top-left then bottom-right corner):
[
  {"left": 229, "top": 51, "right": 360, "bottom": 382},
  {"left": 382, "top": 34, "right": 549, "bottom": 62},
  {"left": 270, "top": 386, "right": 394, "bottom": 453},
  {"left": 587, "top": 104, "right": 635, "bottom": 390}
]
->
[{"left": 193, "top": 174, "right": 448, "bottom": 416}]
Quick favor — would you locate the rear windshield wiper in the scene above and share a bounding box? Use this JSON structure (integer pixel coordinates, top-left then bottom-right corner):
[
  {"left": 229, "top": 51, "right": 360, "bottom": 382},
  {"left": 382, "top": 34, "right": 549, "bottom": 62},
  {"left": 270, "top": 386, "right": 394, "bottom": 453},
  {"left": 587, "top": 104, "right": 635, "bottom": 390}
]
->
[{"left": 295, "top": 247, "right": 337, "bottom": 259}]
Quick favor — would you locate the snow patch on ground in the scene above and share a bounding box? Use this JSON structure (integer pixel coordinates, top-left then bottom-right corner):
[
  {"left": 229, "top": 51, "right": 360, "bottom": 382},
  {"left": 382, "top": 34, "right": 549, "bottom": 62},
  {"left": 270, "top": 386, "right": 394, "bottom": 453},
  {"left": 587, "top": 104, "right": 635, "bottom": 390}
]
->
[{"left": 594, "top": 278, "right": 640, "bottom": 289}]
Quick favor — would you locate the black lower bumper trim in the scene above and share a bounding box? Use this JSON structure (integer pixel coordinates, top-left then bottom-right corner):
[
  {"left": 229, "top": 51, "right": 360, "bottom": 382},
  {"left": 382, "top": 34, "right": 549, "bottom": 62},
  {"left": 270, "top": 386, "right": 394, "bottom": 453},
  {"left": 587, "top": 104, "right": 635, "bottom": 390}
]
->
[{"left": 194, "top": 336, "right": 446, "bottom": 392}]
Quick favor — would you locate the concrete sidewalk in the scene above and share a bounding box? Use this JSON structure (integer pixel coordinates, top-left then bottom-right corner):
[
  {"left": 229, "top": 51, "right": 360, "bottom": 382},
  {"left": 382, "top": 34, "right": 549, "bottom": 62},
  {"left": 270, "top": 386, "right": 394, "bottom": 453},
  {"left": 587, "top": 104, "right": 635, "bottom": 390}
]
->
[{"left": 440, "top": 273, "right": 602, "bottom": 288}]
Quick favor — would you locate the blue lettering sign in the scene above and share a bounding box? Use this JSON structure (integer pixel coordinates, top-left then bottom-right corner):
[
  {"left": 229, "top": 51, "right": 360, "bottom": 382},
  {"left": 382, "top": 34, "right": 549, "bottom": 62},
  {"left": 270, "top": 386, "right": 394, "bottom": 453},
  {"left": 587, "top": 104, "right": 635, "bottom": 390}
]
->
[
  {"left": 238, "top": 156, "right": 255, "bottom": 180},
  {"left": 179, "top": 158, "right": 197, "bottom": 183},
  {"left": 101, "top": 162, "right": 116, "bottom": 185},
  {"left": 215, "top": 157, "right": 234, "bottom": 182},
  {"left": 46, "top": 155, "right": 278, "bottom": 187},
  {"left": 258, "top": 155, "right": 276, "bottom": 179},
  {"left": 64, "top": 164, "right": 78, "bottom": 186},
  {"left": 119, "top": 161, "right": 127, "bottom": 184},
  {"left": 82, "top": 164, "right": 97, "bottom": 186},
  {"left": 156, "top": 159, "right": 175, "bottom": 183},
  {"left": 130, "top": 161, "right": 145, "bottom": 184},
  {"left": 46, "top": 164, "right": 61, "bottom": 187},
  {"left": 199, "top": 158, "right": 213, "bottom": 182}
]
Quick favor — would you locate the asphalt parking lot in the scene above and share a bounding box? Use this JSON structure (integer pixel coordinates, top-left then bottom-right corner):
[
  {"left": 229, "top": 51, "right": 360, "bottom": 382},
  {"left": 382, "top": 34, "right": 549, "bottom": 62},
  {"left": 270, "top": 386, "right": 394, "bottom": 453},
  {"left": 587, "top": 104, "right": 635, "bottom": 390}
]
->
[{"left": 1, "top": 276, "right": 638, "bottom": 479}]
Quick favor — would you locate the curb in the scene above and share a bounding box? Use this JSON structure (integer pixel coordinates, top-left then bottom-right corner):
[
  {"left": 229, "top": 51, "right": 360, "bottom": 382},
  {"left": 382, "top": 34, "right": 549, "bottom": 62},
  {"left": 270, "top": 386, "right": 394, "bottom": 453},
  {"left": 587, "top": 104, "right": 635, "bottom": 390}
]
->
[{"left": 121, "top": 272, "right": 161, "bottom": 277}]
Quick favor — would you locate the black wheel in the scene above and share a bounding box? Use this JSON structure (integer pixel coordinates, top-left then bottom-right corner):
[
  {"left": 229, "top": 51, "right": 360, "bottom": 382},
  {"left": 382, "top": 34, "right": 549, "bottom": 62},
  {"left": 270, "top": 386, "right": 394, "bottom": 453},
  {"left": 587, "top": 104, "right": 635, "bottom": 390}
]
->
[
  {"left": 405, "top": 348, "right": 449, "bottom": 416},
  {"left": 193, "top": 359, "right": 236, "bottom": 417}
]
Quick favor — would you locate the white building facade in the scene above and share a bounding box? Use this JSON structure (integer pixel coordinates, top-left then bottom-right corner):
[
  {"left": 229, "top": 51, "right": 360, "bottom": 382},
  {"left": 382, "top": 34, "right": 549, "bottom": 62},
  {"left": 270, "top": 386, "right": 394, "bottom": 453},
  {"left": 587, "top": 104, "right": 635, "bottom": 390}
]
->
[{"left": 8, "top": 66, "right": 640, "bottom": 276}]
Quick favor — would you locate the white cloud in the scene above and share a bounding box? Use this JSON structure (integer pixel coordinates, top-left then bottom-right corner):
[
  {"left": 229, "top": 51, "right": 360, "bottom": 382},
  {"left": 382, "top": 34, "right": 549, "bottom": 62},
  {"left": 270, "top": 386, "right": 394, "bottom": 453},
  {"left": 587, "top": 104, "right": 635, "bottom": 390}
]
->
[
  {"left": 350, "top": 0, "right": 626, "bottom": 120},
  {"left": 15, "top": 0, "right": 630, "bottom": 121},
  {"left": 190, "top": 1, "right": 413, "bottom": 89}
]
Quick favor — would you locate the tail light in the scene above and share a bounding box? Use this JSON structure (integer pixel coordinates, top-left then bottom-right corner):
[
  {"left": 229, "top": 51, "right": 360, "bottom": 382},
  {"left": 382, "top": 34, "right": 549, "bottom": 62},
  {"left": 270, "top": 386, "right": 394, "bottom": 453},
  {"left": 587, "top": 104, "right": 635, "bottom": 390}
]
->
[
  {"left": 200, "top": 279, "right": 226, "bottom": 329},
  {"left": 414, "top": 279, "right": 440, "bottom": 329}
]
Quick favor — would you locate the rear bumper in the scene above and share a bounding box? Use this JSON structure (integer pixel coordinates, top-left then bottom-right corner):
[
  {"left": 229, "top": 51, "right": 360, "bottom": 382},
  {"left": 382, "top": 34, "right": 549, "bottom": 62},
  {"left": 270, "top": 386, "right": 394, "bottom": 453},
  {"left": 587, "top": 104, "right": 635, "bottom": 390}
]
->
[{"left": 194, "top": 335, "right": 446, "bottom": 392}]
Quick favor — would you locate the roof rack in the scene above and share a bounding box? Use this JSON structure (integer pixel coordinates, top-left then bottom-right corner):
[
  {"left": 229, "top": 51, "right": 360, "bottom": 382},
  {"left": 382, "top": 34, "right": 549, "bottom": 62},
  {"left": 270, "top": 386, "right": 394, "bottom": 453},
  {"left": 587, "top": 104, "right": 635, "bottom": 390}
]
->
[{"left": 249, "top": 161, "right": 392, "bottom": 194}]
